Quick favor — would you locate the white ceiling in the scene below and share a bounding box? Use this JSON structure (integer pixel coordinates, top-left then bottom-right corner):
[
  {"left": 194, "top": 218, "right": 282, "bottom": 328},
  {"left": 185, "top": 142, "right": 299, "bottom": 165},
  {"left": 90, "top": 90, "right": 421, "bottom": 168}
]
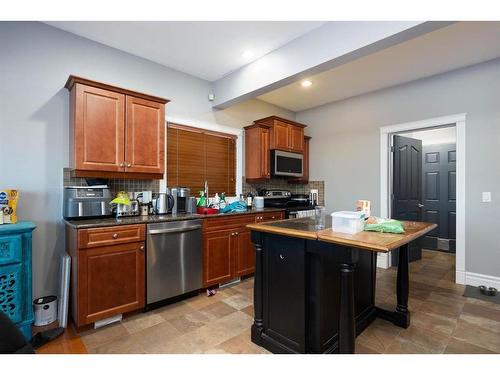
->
[
  {"left": 258, "top": 22, "right": 500, "bottom": 112},
  {"left": 44, "top": 21, "right": 325, "bottom": 81}
]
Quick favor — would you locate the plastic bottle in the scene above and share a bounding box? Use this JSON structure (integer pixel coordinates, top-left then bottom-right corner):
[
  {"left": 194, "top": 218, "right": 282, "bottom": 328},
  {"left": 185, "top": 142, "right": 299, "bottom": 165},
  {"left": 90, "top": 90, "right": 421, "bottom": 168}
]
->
[
  {"left": 197, "top": 191, "right": 206, "bottom": 207},
  {"left": 219, "top": 192, "right": 227, "bottom": 210}
]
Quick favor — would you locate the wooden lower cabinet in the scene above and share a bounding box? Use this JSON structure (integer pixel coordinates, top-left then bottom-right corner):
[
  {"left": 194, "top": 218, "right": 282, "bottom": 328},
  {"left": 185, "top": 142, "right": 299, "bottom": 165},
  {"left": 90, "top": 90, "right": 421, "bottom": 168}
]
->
[
  {"left": 203, "top": 211, "right": 285, "bottom": 286},
  {"left": 67, "top": 224, "right": 146, "bottom": 328},
  {"left": 77, "top": 242, "right": 145, "bottom": 326},
  {"left": 203, "top": 229, "right": 235, "bottom": 286}
]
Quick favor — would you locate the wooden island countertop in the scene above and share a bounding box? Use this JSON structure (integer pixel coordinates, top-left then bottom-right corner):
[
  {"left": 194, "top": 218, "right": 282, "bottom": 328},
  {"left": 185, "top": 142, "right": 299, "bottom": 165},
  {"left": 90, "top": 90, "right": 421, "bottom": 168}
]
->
[{"left": 247, "top": 217, "right": 436, "bottom": 252}]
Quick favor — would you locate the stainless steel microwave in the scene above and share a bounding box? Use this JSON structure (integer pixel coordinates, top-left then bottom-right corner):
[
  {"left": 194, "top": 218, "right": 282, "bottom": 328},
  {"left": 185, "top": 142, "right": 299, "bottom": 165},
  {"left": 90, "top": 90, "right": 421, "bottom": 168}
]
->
[{"left": 271, "top": 150, "right": 303, "bottom": 177}]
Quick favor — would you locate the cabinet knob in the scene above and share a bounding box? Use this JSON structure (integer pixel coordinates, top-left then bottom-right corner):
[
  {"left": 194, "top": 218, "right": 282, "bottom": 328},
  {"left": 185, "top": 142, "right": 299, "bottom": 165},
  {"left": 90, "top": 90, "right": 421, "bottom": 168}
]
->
[
  {"left": 235, "top": 231, "right": 239, "bottom": 235},
  {"left": 139, "top": 245, "right": 144, "bottom": 251},
  {"left": 279, "top": 254, "right": 285, "bottom": 260},
  {"left": 271, "top": 216, "right": 275, "bottom": 219},
  {"left": 119, "top": 162, "right": 125, "bottom": 167},
  {"left": 126, "top": 163, "right": 132, "bottom": 168},
  {"left": 112, "top": 233, "right": 118, "bottom": 239}
]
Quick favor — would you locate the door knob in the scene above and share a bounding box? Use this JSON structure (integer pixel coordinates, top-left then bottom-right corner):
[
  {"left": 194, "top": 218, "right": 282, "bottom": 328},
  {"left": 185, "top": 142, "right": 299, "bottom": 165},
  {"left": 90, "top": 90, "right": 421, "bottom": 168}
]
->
[
  {"left": 279, "top": 254, "right": 285, "bottom": 260},
  {"left": 417, "top": 203, "right": 425, "bottom": 208}
]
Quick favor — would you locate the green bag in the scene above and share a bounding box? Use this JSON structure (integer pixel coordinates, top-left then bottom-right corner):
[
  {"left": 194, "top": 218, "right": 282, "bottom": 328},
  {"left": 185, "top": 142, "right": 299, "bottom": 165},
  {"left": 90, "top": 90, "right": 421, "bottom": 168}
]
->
[{"left": 364, "top": 218, "right": 405, "bottom": 234}]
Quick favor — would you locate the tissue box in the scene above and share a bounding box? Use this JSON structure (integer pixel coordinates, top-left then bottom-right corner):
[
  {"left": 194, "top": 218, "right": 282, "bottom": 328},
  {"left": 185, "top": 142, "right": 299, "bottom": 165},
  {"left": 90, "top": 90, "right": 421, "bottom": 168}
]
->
[
  {"left": 331, "top": 211, "right": 365, "bottom": 234},
  {"left": 0, "top": 189, "right": 19, "bottom": 224}
]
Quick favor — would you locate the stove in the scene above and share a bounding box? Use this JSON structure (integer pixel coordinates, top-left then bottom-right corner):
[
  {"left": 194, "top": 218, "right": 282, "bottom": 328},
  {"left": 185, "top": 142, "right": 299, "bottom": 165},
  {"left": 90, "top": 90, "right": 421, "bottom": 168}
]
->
[{"left": 258, "top": 189, "right": 316, "bottom": 218}]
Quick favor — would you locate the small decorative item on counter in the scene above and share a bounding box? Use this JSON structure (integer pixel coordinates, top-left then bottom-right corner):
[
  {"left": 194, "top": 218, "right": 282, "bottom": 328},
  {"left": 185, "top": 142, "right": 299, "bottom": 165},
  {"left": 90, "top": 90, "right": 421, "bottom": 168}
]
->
[
  {"left": 140, "top": 204, "right": 149, "bottom": 216},
  {"left": 364, "top": 217, "right": 405, "bottom": 234},
  {"left": 0, "top": 189, "right": 19, "bottom": 224},
  {"left": 356, "top": 200, "right": 372, "bottom": 218},
  {"left": 219, "top": 192, "right": 227, "bottom": 210},
  {"left": 214, "top": 193, "right": 220, "bottom": 209},
  {"left": 197, "top": 191, "right": 206, "bottom": 207},
  {"left": 110, "top": 191, "right": 130, "bottom": 205},
  {"left": 246, "top": 192, "right": 253, "bottom": 209}
]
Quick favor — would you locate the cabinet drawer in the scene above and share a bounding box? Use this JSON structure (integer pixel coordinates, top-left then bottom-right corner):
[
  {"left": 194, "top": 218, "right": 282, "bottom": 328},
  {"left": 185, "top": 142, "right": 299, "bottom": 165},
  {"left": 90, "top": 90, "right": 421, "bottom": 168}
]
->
[
  {"left": 78, "top": 224, "right": 145, "bottom": 248},
  {"left": 255, "top": 211, "right": 285, "bottom": 223},
  {"left": 0, "top": 235, "right": 22, "bottom": 266},
  {"left": 203, "top": 214, "right": 256, "bottom": 232}
]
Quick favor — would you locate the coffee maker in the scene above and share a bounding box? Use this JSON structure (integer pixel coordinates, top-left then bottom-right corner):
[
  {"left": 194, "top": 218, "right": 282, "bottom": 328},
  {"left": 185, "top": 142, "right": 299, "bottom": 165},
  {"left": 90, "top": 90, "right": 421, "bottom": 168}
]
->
[{"left": 170, "top": 187, "right": 191, "bottom": 214}]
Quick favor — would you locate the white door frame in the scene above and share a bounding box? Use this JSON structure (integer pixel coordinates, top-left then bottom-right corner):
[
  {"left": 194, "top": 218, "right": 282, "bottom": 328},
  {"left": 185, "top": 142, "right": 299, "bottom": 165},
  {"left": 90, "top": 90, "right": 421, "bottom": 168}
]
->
[{"left": 379, "top": 113, "right": 466, "bottom": 286}]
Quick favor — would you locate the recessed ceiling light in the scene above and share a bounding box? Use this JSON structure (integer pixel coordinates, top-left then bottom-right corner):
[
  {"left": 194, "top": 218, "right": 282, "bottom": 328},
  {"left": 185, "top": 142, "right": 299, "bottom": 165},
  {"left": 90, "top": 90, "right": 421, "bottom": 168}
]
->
[
  {"left": 301, "top": 80, "right": 312, "bottom": 87},
  {"left": 242, "top": 50, "right": 254, "bottom": 59}
]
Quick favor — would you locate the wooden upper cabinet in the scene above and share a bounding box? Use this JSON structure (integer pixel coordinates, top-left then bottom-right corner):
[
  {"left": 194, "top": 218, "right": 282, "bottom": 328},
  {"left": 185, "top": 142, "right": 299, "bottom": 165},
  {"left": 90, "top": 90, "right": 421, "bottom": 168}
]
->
[
  {"left": 125, "top": 96, "right": 164, "bottom": 174},
  {"left": 245, "top": 116, "right": 307, "bottom": 181},
  {"left": 272, "top": 121, "right": 290, "bottom": 151},
  {"left": 66, "top": 75, "right": 169, "bottom": 179},
  {"left": 288, "top": 125, "right": 305, "bottom": 153},
  {"left": 244, "top": 124, "right": 270, "bottom": 181},
  {"left": 72, "top": 84, "right": 125, "bottom": 172},
  {"left": 253, "top": 116, "right": 307, "bottom": 153}
]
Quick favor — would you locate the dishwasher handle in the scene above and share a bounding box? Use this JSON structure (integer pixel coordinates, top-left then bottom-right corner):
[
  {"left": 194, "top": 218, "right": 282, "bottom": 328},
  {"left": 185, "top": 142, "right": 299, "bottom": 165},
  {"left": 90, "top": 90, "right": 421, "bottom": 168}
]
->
[{"left": 148, "top": 225, "right": 202, "bottom": 235}]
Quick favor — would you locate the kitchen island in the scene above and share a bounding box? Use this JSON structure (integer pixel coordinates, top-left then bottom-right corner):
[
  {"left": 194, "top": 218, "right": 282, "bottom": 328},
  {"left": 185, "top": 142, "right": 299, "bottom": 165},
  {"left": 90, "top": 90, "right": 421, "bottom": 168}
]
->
[{"left": 247, "top": 217, "right": 436, "bottom": 354}]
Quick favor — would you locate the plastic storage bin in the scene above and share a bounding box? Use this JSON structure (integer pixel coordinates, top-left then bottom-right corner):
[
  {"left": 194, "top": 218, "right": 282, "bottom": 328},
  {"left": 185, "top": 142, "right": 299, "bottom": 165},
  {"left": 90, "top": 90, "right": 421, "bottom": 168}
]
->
[{"left": 331, "top": 211, "right": 365, "bottom": 234}]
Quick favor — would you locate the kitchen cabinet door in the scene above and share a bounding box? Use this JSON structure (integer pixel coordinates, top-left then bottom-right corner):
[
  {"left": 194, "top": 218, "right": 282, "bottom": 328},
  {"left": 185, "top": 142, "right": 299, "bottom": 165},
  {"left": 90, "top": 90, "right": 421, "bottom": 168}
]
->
[
  {"left": 244, "top": 125, "right": 270, "bottom": 181},
  {"left": 125, "top": 96, "right": 165, "bottom": 174},
  {"left": 264, "top": 235, "right": 306, "bottom": 353},
  {"left": 77, "top": 242, "right": 145, "bottom": 326},
  {"left": 73, "top": 84, "right": 125, "bottom": 172},
  {"left": 235, "top": 229, "right": 255, "bottom": 277},
  {"left": 203, "top": 229, "right": 235, "bottom": 286},
  {"left": 288, "top": 125, "right": 304, "bottom": 153},
  {"left": 272, "top": 121, "right": 290, "bottom": 151}
]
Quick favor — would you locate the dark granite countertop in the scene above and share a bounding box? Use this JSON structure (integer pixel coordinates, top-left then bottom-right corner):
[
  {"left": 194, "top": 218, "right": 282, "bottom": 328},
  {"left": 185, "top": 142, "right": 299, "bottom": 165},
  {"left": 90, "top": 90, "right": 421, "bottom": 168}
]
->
[{"left": 65, "top": 207, "right": 285, "bottom": 229}]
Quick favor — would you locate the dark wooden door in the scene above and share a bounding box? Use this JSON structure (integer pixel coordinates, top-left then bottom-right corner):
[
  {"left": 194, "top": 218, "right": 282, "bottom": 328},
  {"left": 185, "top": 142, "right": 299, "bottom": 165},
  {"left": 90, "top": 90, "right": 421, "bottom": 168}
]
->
[
  {"left": 203, "top": 229, "right": 234, "bottom": 286},
  {"left": 392, "top": 135, "right": 423, "bottom": 264},
  {"left": 421, "top": 143, "right": 456, "bottom": 252},
  {"left": 125, "top": 96, "right": 164, "bottom": 175},
  {"left": 74, "top": 84, "right": 125, "bottom": 172},
  {"left": 78, "top": 242, "right": 145, "bottom": 325}
]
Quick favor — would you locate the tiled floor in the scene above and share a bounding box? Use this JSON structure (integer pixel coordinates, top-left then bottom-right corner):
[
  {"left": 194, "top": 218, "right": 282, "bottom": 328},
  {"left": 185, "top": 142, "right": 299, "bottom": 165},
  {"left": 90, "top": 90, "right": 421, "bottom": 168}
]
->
[{"left": 37, "top": 250, "right": 500, "bottom": 354}]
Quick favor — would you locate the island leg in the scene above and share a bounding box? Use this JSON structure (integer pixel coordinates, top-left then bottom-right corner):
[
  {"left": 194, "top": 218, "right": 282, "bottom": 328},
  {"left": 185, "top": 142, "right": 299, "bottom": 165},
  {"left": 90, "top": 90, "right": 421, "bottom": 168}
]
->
[
  {"left": 395, "top": 243, "right": 410, "bottom": 327},
  {"left": 251, "top": 231, "right": 264, "bottom": 344},
  {"left": 376, "top": 243, "right": 410, "bottom": 328},
  {"left": 338, "top": 249, "right": 358, "bottom": 354}
]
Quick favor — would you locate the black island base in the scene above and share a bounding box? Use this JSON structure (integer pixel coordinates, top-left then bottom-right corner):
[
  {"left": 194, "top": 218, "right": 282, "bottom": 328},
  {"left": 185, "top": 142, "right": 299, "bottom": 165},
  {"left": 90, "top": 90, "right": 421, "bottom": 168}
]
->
[{"left": 248, "top": 218, "right": 436, "bottom": 354}]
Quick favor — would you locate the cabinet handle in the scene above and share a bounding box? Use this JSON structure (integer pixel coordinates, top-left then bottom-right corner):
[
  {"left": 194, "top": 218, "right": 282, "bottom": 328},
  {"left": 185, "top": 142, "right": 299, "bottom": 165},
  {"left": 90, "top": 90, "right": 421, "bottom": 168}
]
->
[
  {"left": 279, "top": 254, "right": 285, "bottom": 260},
  {"left": 112, "top": 233, "right": 118, "bottom": 239},
  {"left": 139, "top": 245, "right": 144, "bottom": 251}
]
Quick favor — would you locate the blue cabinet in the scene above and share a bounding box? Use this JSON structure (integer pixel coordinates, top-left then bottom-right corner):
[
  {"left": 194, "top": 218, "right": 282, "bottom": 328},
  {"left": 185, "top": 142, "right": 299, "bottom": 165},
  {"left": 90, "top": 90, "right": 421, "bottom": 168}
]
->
[{"left": 0, "top": 222, "right": 36, "bottom": 340}]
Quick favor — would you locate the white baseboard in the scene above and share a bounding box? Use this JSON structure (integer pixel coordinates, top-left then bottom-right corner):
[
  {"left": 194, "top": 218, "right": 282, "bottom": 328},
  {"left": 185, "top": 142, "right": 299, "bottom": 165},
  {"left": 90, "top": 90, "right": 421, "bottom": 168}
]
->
[
  {"left": 464, "top": 271, "right": 500, "bottom": 290},
  {"left": 377, "top": 253, "right": 390, "bottom": 269},
  {"left": 455, "top": 269, "right": 466, "bottom": 285}
]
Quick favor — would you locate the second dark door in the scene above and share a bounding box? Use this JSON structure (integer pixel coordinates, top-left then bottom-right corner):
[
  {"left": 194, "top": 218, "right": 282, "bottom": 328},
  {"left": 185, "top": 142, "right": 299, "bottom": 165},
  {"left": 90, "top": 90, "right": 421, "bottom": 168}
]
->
[
  {"left": 391, "top": 135, "right": 423, "bottom": 264},
  {"left": 421, "top": 143, "right": 457, "bottom": 252}
]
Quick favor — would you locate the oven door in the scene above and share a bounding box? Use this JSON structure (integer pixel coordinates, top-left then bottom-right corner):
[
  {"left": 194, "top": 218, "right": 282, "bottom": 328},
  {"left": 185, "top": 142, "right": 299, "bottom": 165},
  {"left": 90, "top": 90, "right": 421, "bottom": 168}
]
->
[{"left": 271, "top": 150, "right": 303, "bottom": 177}]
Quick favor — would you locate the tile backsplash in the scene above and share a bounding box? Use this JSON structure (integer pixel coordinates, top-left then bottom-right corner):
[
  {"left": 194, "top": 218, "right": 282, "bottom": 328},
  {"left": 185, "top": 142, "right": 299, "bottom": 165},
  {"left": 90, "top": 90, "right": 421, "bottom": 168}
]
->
[
  {"left": 242, "top": 177, "right": 325, "bottom": 206},
  {"left": 63, "top": 168, "right": 160, "bottom": 197}
]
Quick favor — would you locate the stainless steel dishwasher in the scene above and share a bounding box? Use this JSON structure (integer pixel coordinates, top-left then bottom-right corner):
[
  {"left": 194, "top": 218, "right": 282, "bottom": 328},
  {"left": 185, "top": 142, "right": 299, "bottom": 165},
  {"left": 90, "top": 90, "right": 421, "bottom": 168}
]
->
[{"left": 146, "top": 219, "right": 203, "bottom": 305}]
